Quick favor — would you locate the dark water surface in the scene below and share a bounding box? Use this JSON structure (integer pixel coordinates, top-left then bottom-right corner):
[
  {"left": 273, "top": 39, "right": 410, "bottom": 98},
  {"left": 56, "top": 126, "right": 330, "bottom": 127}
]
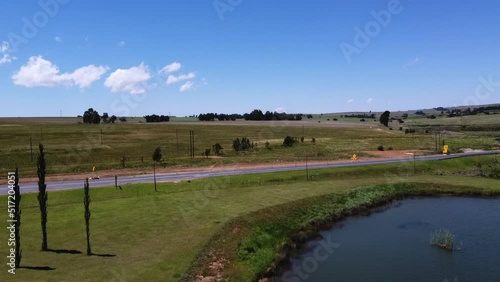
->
[{"left": 274, "top": 197, "right": 500, "bottom": 282}]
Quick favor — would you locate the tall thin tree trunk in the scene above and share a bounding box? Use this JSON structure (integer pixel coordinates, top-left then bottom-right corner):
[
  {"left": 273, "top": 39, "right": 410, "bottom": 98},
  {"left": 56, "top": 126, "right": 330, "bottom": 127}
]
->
[
  {"left": 37, "top": 144, "right": 48, "bottom": 251},
  {"left": 84, "top": 178, "right": 91, "bottom": 255}
]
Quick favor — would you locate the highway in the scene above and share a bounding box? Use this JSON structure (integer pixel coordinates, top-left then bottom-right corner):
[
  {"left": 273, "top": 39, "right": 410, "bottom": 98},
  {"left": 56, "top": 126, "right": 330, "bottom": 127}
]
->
[{"left": 2, "top": 151, "right": 499, "bottom": 195}]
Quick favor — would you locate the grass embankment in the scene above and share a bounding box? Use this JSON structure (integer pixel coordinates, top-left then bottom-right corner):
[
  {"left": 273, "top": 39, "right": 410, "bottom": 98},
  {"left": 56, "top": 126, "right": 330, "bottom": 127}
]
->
[
  {"left": 186, "top": 182, "right": 500, "bottom": 281},
  {"left": 0, "top": 156, "right": 498, "bottom": 281},
  {"left": 1, "top": 117, "right": 499, "bottom": 177}
]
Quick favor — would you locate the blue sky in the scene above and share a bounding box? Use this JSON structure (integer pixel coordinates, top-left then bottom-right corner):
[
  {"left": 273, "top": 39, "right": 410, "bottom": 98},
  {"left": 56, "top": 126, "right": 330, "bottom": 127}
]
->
[{"left": 1, "top": 0, "right": 499, "bottom": 117}]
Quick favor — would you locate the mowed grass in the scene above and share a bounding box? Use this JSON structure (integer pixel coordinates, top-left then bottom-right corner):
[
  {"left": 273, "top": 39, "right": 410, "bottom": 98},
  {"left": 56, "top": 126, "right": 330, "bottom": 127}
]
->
[
  {"left": 1, "top": 117, "right": 499, "bottom": 177},
  {"left": 0, "top": 156, "right": 499, "bottom": 281}
]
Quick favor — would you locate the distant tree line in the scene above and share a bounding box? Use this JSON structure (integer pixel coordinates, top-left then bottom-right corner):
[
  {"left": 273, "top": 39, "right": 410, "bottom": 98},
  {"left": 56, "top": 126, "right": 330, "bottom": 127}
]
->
[
  {"left": 243, "top": 109, "right": 303, "bottom": 121},
  {"left": 342, "top": 113, "right": 376, "bottom": 119},
  {"left": 445, "top": 105, "right": 500, "bottom": 117},
  {"left": 143, "top": 115, "right": 170, "bottom": 123},
  {"left": 82, "top": 108, "right": 123, "bottom": 124},
  {"left": 197, "top": 110, "right": 304, "bottom": 121},
  {"left": 198, "top": 113, "right": 243, "bottom": 121}
]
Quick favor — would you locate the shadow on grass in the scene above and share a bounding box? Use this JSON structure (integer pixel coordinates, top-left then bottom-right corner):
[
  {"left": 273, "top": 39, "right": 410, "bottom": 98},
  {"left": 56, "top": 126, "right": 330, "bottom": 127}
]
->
[
  {"left": 46, "top": 248, "right": 82, "bottom": 255},
  {"left": 20, "top": 266, "right": 56, "bottom": 271},
  {"left": 91, "top": 253, "right": 116, "bottom": 257}
]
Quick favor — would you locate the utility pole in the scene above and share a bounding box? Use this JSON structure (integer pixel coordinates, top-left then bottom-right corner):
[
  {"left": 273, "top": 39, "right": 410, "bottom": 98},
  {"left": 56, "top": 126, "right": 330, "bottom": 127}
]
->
[
  {"left": 191, "top": 131, "right": 195, "bottom": 158},
  {"left": 189, "top": 130, "right": 195, "bottom": 159}
]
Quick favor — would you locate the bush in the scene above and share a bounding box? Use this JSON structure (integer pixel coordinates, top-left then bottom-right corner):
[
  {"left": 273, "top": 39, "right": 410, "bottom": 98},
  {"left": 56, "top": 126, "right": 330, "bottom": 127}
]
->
[
  {"left": 233, "top": 137, "right": 254, "bottom": 152},
  {"left": 388, "top": 146, "right": 393, "bottom": 150},
  {"left": 311, "top": 138, "right": 316, "bottom": 144},
  {"left": 360, "top": 118, "right": 365, "bottom": 122},
  {"left": 265, "top": 141, "right": 271, "bottom": 150},
  {"left": 213, "top": 143, "right": 223, "bottom": 155},
  {"left": 283, "top": 136, "right": 297, "bottom": 147},
  {"left": 377, "top": 145, "right": 384, "bottom": 151}
]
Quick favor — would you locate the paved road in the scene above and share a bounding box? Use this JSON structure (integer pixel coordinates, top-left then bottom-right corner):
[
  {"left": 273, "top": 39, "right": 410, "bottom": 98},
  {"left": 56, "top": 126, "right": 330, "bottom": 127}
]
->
[{"left": 2, "top": 151, "right": 499, "bottom": 195}]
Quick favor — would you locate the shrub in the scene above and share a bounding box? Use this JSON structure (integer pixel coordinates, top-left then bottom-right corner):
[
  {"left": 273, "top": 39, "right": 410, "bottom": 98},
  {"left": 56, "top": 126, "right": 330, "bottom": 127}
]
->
[
  {"left": 283, "top": 136, "right": 297, "bottom": 147},
  {"left": 233, "top": 137, "right": 254, "bottom": 152},
  {"left": 377, "top": 145, "right": 384, "bottom": 151},
  {"left": 388, "top": 146, "right": 393, "bottom": 150},
  {"left": 311, "top": 138, "right": 316, "bottom": 144},
  {"left": 265, "top": 141, "right": 271, "bottom": 150}
]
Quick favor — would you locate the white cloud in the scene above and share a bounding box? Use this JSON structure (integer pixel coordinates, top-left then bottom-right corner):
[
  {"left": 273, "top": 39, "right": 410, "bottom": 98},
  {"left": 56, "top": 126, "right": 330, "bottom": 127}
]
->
[
  {"left": 118, "top": 41, "right": 126, "bottom": 47},
  {"left": 179, "top": 81, "right": 194, "bottom": 92},
  {"left": 104, "top": 63, "right": 151, "bottom": 94},
  {"left": 64, "top": 65, "right": 109, "bottom": 88},
  {"left": 366, "top": 98, "right": 373, "bottom": 104},
  {"left": 0, "top": 41, "right": 16, "bottom": 64},
  {"left": 12, "top": 56, "right": 108, "bottom": 88},
  {"left": 404, "top": 56, "right": 423, "bottom": 68},
  {"left": 0, "top": 54, "right": 13, "bottom": 64},
  {"left": 166, "top": 72, "right": 195, "bottom": 85},
  {"left": 274, "top": 107, "right": 286, "bottom": 113},
  {"left": 159, "top": 62, "right": 181, "bottom": 73},
  {"left": 347, "top": 98, "right": 354, "bottom": 104},
  {"left": 55, "top": 36, "right": 62, "bottom": 42},
  {"left": 1, "top": 42, "right": 9, "bottom": 53}
]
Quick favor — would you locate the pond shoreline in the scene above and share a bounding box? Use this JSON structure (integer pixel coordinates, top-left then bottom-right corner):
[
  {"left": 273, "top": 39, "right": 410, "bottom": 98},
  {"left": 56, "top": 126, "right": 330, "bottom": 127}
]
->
[{"left": 184, "top": 183, "right": 500, "bottom": 282}]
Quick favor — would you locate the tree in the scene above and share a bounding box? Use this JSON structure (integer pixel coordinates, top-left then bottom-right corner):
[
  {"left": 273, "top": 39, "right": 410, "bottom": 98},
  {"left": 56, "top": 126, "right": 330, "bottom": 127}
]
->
[
  {"left": 37, "top": 144, "right": 48, "bottom": 251},
  {"left": 102, "top": 112, "right": 109, "bottom": 123},
  {"left": 283, "top": 136, "right": 296, "bottom": 147},
  {"left": 12, "top": 168, "right": 22, "bottom": 267},
  {"left": 379, "top": 111, "right": 390, "bottom": 127},
  {"left": 213, "top": 143, "right": 223, "bottom": 155},
  {"left": 204, "top": 149, "right": 211, "bottom": 158},
  {"left": 233, "top": 137, "right": 253, "bottom": 152},
  {"left": 152, "top": 147, "right": 162, "bottom": 192},
  {"left": 83, "top": 178, "right": 91, "bottom": 255},
  {"left": 83, "top": 108, "right": 101, "bottom": 124},
  {"left": 109, "top": 115, "right": 117, "bottom": 123}
]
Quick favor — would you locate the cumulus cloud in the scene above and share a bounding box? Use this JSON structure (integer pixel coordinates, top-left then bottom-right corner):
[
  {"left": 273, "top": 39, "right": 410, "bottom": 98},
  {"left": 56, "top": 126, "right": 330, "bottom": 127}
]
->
[
  {"left": 104, "top": 63, "right": 151, "bottom": 94},
  {"left": 0, "top": 41, "right": 16, "bottom": 64},
  {"left": 55, "top": 36, "right": 62, "bottom": 42},
  {"left": 159, "top": 62, "right": 181, "bottom": 73},
  {"left": 12, "top": 56, "right": 108, "bottom": 88},
  {"left": 179, "top": 81, "right": 194, "bottom": 92},
  {"left": 166, "top": 72, "right": 196, "bottom": 85},
  {"left": 347, "top": 98, "right": 354, "bottom": 104},
  {"left": 366, "top": 98, "right": 373, "bottom": 104}
]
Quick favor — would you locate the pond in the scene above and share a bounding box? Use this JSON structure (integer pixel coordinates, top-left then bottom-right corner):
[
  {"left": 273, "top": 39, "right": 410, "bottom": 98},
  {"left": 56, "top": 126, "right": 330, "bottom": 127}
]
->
[{"left": 274, "top": 197, "right": 500, "bottom": 282}]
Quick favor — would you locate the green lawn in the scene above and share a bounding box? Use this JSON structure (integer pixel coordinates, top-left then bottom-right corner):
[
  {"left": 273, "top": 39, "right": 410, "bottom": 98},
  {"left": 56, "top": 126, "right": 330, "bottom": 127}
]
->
[{"left": 0, "top": 156, "right": 499, "bottom": 281}]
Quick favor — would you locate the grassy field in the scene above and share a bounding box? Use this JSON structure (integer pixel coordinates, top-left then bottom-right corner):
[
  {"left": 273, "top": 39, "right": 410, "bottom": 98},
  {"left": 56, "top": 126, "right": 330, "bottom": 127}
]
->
[
  {"left": 0, "top": 155, "right": 498, "bottom": 281},
  {"left": 1, "top": 116, "right": 499, "bottom": 177}
]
